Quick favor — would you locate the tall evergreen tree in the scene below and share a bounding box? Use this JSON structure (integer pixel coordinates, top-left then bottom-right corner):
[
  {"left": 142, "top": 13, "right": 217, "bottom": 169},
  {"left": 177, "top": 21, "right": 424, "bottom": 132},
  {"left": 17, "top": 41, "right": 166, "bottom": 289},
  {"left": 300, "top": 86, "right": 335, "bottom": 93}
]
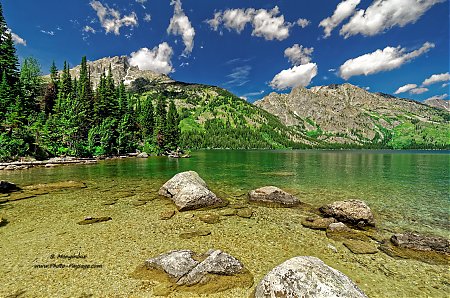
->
[
  {"left": 0, "top": 70, "right": 11, "bottom": 120},
  {"left": 138, "top": 96, "right": 154, "bottom": 140},
  {"left": 154, "top": 96, "right": 167, "bottom": 151},
  {"left": 165, "top": 99, "right": 180, "bottom": 150},
  {"left": 0, "top": 3, "right": 20, "bottom": 109},
  {"left": 20, "top": 57, "right": 42, "bottom": 115}
]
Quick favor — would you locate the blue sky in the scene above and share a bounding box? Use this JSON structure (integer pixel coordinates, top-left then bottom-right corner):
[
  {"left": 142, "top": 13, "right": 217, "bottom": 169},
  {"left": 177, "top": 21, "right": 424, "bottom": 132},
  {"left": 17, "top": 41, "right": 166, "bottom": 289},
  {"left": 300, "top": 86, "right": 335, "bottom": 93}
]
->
[{"left": 4, "top": 0, "right": 449, "bottom": 102}]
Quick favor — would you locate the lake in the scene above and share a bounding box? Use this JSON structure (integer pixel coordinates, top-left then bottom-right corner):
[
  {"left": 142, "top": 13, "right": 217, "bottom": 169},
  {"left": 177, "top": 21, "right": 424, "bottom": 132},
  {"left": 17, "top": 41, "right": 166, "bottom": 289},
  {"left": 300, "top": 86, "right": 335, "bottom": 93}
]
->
[{"left": 0, "top": 150, "right": 449, "bottom": 297}]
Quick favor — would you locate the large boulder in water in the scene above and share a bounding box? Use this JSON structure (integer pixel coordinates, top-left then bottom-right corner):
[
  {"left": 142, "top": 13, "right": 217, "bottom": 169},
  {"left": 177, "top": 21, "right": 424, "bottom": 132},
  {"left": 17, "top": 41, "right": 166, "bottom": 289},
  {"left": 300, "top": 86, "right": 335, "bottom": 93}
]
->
[
  {"left": 159, "top": 171, "right": 223, "bottom": 211},
  {"left": 319, "top": 199, "right": 375, "bottom": 227},
  {"left": 0, "top": 181, "right": 20, "bottom": 193},
  {"left": 248, "top": 186, "right": 300, "bottom": 207},
  {"left": 254, "top": 256, "right": 367, "bottom": 298},
  {"left": 132, "top": 249, "right": 253, "bottom": 295}
]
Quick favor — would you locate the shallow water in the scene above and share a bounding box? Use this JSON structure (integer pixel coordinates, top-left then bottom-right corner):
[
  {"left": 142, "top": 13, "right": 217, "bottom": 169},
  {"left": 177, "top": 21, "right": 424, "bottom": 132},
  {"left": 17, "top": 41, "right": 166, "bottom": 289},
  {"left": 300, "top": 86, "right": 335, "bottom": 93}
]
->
[{"left": 0, "top": 150, "right": 449, "bottom": 297}]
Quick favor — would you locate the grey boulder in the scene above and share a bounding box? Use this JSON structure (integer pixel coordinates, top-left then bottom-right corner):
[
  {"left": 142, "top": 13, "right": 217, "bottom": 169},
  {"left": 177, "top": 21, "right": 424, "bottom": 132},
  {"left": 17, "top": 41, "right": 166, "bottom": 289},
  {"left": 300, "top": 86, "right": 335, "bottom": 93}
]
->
[
  {"left": 159, "top": 171, "right": 222, "bottom": 211},
  {"left": 254, "top": 256, "right": 367, "bottom": 298},
  {"left": 319, "top": 200, "right": 375, "bottom": 227},
  {"left": 136, "top": 249, "right": 253, "bottom": 294},
  {"left": 248, "top": 186, "right": 300, "bottom": 207}
]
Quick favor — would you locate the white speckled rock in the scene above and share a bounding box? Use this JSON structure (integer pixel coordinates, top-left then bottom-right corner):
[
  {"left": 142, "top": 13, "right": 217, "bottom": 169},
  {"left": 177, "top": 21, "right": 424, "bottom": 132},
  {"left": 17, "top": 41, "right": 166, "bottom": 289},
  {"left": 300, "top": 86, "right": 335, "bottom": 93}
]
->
[
  {"left": 254, "top": 256, "right": 367, "bottom": 298},
  {"left": 145, "top": 250, "right": 199, "bottom": 280},
  {"left": 177, "top": 249, "right": 244, "bottom": 285},
  {"left": 248, "top": 186, "right": 300, "bottom": 206},
  {"left": 159, "top": 171, "right": 222, "bottom": 211}
]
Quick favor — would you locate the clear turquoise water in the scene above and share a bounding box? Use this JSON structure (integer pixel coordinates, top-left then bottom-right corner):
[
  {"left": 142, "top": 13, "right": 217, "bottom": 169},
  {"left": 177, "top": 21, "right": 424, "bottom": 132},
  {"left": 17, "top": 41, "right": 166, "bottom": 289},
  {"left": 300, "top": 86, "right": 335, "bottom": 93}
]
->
[{"left": 3, "top": 149, "right": 449, "bottom": 237}]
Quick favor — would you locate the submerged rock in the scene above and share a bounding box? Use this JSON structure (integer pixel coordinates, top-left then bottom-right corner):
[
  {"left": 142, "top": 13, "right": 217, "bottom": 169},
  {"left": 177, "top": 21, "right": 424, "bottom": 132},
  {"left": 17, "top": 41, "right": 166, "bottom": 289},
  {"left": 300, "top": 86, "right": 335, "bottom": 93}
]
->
[
  {"left": 343, "top": 240, "right": 378, "bottom": 254},
  {"left": 159, "top": 171, "right": 223, "bottom": 211},
  {"left": 379, "top": 232, "right": 450, "bottom": 265},
  {"left": 218, "top": 208, "right": 237, "bottom": 216},
  {"left": 319, "top": 199, "right": 375, "bottom": 227},
  {"left": 326, "top": 222, "right": 370, "bottom": 242},
  {"left": 133, "top": 249, "right": 253, "bottom": 294},
  {"left": 0, "top": 181, "right": 20, "bottom": 193},
  {"left": 301, "top": 217, "right": 337, "bottom": 230},
  {"left": 391, "top": 232, "right": 450, "bottom": 254},
  {"left": 159, "top": 210, "right": 176, "bottom": 220},
  {"left": 23, "top": 181, "right": 86, "bottom": 192},
  {"left": 237, "top": 208, "right": 253, "bottom": 218},
  {"left": 199, "top": 213, "right": 220, "bottom": 224},
  {"left": 254, "top": 256, "right": 367, "bottom": 298},
  {"left": 77, "top": 216, "right": 112, "bottom": 225},
  {"left": 248, "top": 186, "right": 300, "bottom": 207},
  {"left": 179, "top": 230, "right": 211, "bottom": 239}
]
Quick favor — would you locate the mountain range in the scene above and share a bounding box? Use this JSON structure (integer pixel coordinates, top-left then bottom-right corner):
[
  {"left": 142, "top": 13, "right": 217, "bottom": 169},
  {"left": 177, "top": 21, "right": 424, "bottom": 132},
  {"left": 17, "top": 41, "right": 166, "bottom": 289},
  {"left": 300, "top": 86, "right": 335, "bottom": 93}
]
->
[{"left": 64, "top": 56, "right": 450, "bottom": 149}]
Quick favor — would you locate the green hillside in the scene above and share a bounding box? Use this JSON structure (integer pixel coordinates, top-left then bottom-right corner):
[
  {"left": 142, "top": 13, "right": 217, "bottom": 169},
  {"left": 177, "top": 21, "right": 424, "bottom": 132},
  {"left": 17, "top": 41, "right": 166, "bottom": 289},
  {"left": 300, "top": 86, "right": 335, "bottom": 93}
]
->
[{"left": 131, "top": 80, "right": 308, "bottom": 150}]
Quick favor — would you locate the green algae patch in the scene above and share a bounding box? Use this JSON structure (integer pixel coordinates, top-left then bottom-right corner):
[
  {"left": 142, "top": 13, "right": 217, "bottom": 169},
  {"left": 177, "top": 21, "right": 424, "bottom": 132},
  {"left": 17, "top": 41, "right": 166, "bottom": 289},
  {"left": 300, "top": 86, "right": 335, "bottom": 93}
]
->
[{"left": 379, "top": 241, "right": 450, "bottom": 265}]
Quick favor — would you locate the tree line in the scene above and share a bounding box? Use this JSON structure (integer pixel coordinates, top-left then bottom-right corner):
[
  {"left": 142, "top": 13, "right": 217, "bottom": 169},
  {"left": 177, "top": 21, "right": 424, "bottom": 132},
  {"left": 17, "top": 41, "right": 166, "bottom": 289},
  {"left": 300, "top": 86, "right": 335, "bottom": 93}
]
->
[{"left": 0, "top": 4, "right": 180, "bottom": 161}]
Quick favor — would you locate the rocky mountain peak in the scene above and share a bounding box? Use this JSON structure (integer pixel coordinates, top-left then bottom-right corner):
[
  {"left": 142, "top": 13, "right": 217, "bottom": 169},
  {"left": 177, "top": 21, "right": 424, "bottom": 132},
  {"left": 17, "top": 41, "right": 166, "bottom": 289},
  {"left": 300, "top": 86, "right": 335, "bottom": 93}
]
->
[
  {"left": 254, "top": 83, "right": 447, "bottom": 146},
  {"left": 64, "top": 56, "right": 173, "bottom": 89}
]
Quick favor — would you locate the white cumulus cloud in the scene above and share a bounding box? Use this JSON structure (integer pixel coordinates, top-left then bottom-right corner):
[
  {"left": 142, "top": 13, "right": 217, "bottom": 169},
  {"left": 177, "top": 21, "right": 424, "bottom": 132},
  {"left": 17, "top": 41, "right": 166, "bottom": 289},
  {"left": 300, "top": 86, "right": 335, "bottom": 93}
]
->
[
  {"left": 129, "top": 42, "right": 174, "bottom": 74},
  {"left": 206, "top": 6, "right": 294, "bottom": 41},
  {"left": 90, "top": 0, "right": 138, "bottom": 35},
  {"left": 422, "top": 72, "right": 450, "bottom": 86},
  {"left": 394, "top": 83, "right": 417, "bottom": 94},
  {"left": 251, "top": 6, "right": 292, "bottom": 40},
  {"left": 284, "top": 44, "right": 314, "bottom": 66},
  {"left": 319, "top": 0, "right": 361, "bottom": 38},
  {"left": 340, "top": 0, "right": 445, "bottom": 38},
  {"left": 339, "top": 42, "right": 434, "bottom": 80},
  {"left": 222, "top": 8, "right": 254, "bottom": 33},
  {"left": 270, "top": 63, "right": 318, "bottom": 90},
  {"left": 167, "top": 0, "right": 195, "bottom": 55}
]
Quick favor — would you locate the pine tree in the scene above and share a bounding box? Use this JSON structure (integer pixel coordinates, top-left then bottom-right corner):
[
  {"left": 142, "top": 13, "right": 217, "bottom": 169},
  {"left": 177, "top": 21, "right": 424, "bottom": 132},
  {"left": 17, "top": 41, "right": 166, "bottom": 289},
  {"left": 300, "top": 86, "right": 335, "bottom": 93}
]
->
[
  {"left": 59, "top": 61, "right": 72, "bottom": 100},
  {"left": 50, "top": 61, "right": 59, "bottom": 84},
  {"left": 0, "top": 3, "right": 20, "bottom": 107},
  {"left": 0, "top": 70, "right": 11, "bottom": 120},
  {"left": 20, "top": 57, "right": 42, "bottom": 115},
  {"left": 78, "top": 56, "right": 92, "bottom": 111},
  {"left": 154, "top": 96, "right": 167, "bottom": 151},
  {"left": 165, "top": 99, "right": 180, "bottom": 150},
  {"left": 139, "top": 96, "right": 154, "bottom": 140}
]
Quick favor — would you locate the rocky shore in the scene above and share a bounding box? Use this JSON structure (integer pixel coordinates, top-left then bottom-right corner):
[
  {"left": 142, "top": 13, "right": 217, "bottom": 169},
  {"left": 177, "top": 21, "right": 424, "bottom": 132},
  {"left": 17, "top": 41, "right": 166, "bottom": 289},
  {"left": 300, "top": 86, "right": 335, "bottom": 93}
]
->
[{"left": 1, "top": 170, "right": 449, "bottom": 297}]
